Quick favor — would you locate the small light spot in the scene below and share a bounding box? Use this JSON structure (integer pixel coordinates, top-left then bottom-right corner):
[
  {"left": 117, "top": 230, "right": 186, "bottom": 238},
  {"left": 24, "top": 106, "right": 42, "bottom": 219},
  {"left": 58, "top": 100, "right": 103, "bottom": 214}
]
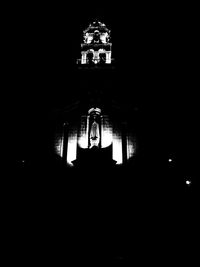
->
[
  {"left": 186, "top": 180, "right": 191, "bottom": 185},
  {"left": 168, "top": 158, "right": 172, "bottom": 162}
]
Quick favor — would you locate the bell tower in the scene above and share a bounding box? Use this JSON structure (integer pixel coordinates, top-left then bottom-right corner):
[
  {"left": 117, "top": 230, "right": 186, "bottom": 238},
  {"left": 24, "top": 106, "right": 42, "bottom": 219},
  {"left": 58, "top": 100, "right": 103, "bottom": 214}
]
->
[{"left": 77, "top": 20, "right": 113, "bottom": 65}]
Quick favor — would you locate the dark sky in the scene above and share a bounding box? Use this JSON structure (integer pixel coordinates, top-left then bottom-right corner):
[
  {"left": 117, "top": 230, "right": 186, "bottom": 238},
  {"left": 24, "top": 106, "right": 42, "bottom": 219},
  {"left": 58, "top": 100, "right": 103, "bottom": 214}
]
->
[{"left": 4, "top": 3, "right": 198, "bottom": 162}]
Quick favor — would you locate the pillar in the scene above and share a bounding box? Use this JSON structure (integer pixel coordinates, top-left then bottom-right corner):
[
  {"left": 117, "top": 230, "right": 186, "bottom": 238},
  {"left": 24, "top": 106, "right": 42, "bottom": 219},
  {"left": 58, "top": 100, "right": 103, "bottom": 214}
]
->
[{"left": 81, "top": 51, "right": 87, "bottom": 64}]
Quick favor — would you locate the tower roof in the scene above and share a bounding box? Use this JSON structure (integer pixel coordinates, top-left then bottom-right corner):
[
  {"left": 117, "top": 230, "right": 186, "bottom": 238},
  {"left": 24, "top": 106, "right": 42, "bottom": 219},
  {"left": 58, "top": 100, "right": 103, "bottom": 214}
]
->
[{"left": 83, "top": 20, "right": 110, "bottom": 34}]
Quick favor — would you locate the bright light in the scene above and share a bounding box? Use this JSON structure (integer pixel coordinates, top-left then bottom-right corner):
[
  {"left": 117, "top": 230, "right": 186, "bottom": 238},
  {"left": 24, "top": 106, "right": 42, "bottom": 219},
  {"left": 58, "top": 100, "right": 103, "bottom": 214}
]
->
[
  {"left": 168, "top": 158, "right": 172, "bottom": 162},
  {"left": 113, "top": 132, "right": 123, "bottom": 164},
  {"left": 78, "top": 135, "right": 88, "bottom": 148},
  {"left": 101, "top": 115, "right": 112, "bottom": 148},
  {"left": 186, "top": 180, "right": 191, "bottom": 185},
  {"left": 67, "top": 130, "right": 77, "bottom": 166}
]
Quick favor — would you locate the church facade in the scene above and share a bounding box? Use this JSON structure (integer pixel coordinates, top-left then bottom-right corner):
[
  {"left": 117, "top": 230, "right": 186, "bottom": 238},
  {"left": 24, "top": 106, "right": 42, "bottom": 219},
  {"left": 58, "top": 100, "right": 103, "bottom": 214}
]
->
[{"left": 53, "top": 21, "right": 138, "bottom": 169}]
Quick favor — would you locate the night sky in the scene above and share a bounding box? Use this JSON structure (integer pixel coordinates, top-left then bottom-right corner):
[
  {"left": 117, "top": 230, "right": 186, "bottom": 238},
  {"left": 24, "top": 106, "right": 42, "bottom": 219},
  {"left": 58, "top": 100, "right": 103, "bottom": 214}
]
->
[{"left": 3, "top": 3, "right": 199, "bottom": 263}]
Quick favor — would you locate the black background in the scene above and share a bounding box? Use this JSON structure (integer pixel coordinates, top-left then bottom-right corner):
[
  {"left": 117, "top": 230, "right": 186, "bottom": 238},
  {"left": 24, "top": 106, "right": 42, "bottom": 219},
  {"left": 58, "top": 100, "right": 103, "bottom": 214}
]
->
[{"left": 3, "top": 2, "right": 199, "bottom": 264}]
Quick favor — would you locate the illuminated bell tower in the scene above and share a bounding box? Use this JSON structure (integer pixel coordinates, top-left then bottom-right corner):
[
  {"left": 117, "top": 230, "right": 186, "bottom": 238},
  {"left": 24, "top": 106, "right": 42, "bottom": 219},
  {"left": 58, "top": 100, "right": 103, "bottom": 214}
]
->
[{"left": 77, "top": 20, "right": 113, "bottom": 65}]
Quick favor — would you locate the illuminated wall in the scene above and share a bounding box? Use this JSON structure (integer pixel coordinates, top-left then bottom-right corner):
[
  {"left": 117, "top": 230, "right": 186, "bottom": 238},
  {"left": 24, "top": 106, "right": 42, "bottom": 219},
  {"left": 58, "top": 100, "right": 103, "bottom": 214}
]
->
[
  {"left": 54, "top": 112, "right": 136, "bottom": 167},
  {"left": 66, "top": 126, "right": 77, "bottom": 167},
  {"left": 101, "top": 115, "right": 112, "bottom": 148},
  {"left": 112, "top": 127, "right": 123, "bottom": 165},
  {"left": 126, "top": 134, "right": 136, "bottom": 160},
  {"left": 78, "top": 115, "right": 89, "bottom": 148}
]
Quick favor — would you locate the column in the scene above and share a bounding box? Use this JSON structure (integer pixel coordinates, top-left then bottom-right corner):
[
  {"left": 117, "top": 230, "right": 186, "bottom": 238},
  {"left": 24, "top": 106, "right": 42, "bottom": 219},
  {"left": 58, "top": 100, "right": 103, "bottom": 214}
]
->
[
  {"left": 81, "top": 51, "right": 87, "bottom": 64},
  {"left": 106, "top": 51, "right": 111, "bottom": 64}
]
